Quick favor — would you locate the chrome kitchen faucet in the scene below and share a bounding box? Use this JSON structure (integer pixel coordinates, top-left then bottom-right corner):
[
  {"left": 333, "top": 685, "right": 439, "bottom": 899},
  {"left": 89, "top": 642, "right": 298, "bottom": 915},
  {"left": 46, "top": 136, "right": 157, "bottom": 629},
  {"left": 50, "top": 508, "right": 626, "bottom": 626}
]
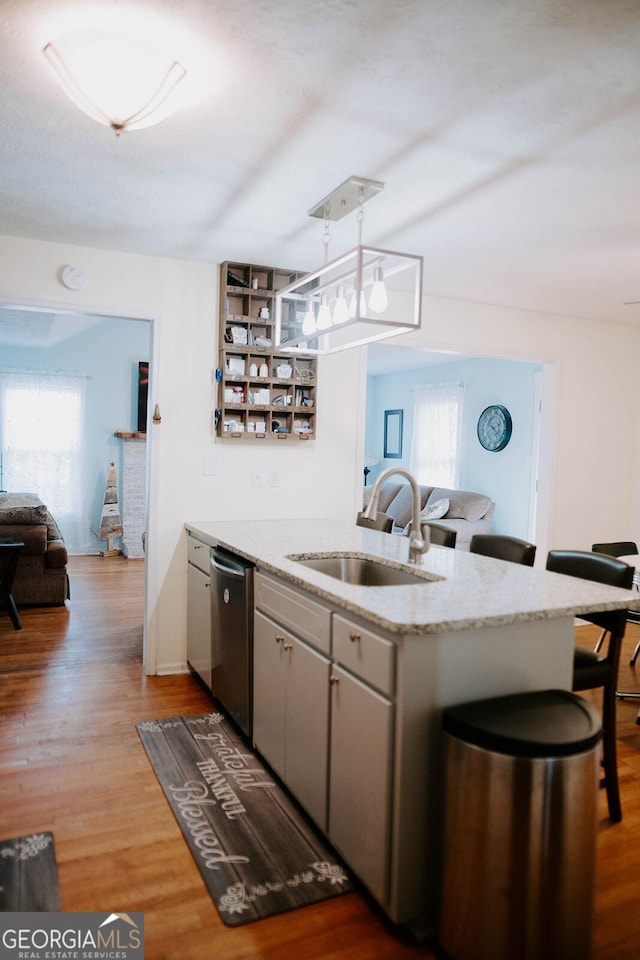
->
[{"left": 362, "top": 468, "right": 430, "bottom": 564}]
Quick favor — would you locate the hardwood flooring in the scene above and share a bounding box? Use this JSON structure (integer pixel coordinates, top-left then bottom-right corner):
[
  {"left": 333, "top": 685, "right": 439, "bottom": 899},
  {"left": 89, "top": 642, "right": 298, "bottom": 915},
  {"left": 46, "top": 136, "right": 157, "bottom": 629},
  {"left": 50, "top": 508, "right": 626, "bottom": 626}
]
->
[{"left": 1, "top": 556, "right": 640, "bottom": 958}]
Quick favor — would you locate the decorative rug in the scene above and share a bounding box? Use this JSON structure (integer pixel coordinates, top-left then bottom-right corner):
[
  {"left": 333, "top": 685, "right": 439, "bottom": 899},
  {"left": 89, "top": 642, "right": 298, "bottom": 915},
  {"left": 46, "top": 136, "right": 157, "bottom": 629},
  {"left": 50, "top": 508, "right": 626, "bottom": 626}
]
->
[
  {"left": 136, "top": 712, "right": 354, "bottom": 926},
  {"left": 0, "top": 832, "right": 61, "bottom": 911}
]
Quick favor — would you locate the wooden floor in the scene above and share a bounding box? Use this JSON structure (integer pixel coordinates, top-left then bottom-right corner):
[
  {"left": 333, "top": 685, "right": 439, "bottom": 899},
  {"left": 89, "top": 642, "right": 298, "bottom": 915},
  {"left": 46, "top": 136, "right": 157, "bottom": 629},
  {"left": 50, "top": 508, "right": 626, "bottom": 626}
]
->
[{"left": 2, "top": 556, "right": 640, "bottom": 959}]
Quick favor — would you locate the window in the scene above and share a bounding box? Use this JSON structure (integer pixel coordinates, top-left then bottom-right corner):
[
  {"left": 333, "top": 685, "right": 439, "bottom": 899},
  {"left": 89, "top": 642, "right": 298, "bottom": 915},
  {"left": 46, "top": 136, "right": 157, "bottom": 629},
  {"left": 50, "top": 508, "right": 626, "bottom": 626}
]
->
[
  {"left": 410, "top": 382, "right": 464, "bottom": 487},
  {"left": 0, "top": 370, "right": 87, "bottom": 551}
]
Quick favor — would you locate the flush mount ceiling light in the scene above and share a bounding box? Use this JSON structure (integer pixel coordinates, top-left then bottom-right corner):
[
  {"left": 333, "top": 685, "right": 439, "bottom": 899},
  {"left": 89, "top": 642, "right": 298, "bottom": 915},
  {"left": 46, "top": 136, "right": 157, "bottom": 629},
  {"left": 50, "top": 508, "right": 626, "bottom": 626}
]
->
[
  {"left": 275, "top": 176, "right": 422, "bottom": 355},
  {"left": 42, "top": 29, "right": 186, "bottom": 135}
]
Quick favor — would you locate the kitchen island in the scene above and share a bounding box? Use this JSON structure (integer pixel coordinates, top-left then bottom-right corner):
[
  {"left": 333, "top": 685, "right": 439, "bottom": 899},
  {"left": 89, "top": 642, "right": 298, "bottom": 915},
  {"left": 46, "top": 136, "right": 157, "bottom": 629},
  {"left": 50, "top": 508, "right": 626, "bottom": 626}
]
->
[{"left": 184, "top": 518, "right": 638, "bottom": 933}]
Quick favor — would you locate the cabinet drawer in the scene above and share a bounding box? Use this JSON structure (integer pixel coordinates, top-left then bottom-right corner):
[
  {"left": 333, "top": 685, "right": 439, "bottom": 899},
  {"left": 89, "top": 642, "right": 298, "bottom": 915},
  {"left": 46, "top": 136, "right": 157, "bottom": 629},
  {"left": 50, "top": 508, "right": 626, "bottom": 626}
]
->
[
  {"left": 187, "top": 534, "right": 210, "bottom": 574},
  {"left": 255, "top": 572, "right": 331, "bottom": 655},
  {"left": 332, "top": 613, "right": 395, "bottom": 696}
]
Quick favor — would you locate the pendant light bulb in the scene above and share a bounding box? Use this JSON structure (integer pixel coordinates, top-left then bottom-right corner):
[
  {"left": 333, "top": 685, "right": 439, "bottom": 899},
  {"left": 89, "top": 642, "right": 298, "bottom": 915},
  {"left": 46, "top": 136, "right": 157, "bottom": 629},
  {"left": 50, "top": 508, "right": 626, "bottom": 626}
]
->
[
  {"left": 349, "top": 288, "right": 367, "bottom": 318},
  {"left": 332, "top": 284, "right": 350, "bottom": 325},
  {"left": 317, "top": 295, "right": 332, "bottom": 331},
  {"left": 368, "top": 266, "right": 388, "bottom": 313},
  {"left": 302, "top": 303, "right": 316, "bottom": 336}
]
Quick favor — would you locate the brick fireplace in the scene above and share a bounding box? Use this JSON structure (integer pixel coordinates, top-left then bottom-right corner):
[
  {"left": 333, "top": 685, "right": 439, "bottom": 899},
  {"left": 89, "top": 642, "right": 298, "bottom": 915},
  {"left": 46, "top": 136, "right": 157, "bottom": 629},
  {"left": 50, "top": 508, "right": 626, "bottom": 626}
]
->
[{"left": 114, "top": 432, "right": 146, "bottom": 559}]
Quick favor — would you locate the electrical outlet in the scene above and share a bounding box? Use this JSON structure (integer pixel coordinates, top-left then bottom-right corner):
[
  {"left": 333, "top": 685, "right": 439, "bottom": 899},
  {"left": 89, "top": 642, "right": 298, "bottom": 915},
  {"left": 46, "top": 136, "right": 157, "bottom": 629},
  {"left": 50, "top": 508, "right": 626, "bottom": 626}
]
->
[
  {"left": 251, "top": 466, "right": 265, "bottom": 487},
  {"left": 269, "top": 468, "right": 280, "bottom": 488}
]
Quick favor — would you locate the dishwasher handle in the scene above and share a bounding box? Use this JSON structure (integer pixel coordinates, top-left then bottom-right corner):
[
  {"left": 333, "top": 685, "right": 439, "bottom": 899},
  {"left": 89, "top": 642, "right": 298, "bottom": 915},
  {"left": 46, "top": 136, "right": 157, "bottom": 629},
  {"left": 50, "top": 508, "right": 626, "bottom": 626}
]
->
[{"left": 211, "top": 553, "right": 251, "bottom": 580}]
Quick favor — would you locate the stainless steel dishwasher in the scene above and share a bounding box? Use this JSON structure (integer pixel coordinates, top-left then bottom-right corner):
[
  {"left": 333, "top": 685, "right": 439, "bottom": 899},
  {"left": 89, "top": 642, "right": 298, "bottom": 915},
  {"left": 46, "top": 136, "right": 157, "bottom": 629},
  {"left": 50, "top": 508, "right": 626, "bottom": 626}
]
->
[{"left": 210, "top": 546, "right": 255, "bottom": 738}]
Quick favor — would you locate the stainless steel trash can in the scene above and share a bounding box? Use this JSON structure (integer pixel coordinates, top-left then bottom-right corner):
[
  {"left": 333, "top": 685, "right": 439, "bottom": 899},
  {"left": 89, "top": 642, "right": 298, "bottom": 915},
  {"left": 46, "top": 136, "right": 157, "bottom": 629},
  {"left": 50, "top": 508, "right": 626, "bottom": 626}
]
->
[{"left": 438, "top": 689, "right": 602, "bottom": 960}]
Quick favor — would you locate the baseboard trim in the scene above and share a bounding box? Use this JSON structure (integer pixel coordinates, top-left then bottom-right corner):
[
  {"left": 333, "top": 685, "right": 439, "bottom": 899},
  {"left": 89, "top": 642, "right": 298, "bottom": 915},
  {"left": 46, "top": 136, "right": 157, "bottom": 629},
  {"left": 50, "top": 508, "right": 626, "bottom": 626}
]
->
[{"left": 156, "top": 661, "right": 190, "bottom": 676}]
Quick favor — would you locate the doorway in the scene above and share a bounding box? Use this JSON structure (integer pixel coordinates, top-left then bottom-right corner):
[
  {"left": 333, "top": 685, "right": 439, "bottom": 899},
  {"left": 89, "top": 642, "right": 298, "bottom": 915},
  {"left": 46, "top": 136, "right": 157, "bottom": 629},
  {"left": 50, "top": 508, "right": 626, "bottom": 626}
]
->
[
  {"left": 364, "top": 343, "right": 551, "bottom": 556},
  {"left": 0, "top": 302, "right": 154, "bottom": 647}
]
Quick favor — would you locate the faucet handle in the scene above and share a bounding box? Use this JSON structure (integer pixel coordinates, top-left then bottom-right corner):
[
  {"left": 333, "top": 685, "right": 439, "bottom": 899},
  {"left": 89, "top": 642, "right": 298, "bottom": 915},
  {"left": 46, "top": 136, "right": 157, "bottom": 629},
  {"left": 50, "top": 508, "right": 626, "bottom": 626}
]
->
[
  {"left": 408, "top": 522, "right": 430, "bottom": 559},
  {"left": 420, "top": 522, "right": 431, "bottom": 549}
]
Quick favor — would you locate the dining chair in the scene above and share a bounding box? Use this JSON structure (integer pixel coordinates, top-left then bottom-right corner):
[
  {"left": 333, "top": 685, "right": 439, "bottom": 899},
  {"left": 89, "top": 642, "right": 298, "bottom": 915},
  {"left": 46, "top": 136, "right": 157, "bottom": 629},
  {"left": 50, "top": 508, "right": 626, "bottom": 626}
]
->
[
  {"left": 592, "top": 541, "right": 638, "bottom": 558},
  {"left": 546, "top": 549, "right": 634, "bottom": 822},
  {"left": 0, "top": 541, "right": 25, "bottom": 630},
  {"left": 591, "top": 542, "right": 640, "bottom": 661},
  {"left": 356, "top": 511, "right": 394, "bottom": 533},
  {"left": 425, "top": 523, "right": 457, "bottom": 548},
  {"left": 469, "top": 534, "right": 536, "bottom": 566}
]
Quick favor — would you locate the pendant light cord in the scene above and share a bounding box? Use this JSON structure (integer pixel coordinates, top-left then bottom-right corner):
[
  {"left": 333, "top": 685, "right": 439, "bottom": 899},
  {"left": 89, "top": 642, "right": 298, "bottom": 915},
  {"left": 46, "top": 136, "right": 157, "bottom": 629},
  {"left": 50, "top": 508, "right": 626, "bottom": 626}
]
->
[{"left": 323, "top": 203, "right": 331, "bottom": 265}]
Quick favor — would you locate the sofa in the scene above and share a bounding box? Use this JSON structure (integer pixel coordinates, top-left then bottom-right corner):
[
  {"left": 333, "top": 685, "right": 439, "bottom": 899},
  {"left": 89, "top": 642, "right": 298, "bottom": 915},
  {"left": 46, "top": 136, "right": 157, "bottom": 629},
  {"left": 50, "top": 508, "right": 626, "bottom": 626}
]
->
[
  {"left": 363, "top": 480, "right": 494, "bottom": 550},
  {"left": 0, "top": 493, "right": 70, "bottom": 605}
]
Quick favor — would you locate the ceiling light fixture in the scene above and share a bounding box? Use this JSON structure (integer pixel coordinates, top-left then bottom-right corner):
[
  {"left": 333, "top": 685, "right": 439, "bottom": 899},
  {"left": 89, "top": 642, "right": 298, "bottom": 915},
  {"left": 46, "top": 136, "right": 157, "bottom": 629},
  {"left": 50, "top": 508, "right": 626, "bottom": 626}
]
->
[
  {"left": 42, "top": 30, "right": 186, "bottom": 135},
  {"left": 275, "top": 176, "right": 422, "bottom": 355}
]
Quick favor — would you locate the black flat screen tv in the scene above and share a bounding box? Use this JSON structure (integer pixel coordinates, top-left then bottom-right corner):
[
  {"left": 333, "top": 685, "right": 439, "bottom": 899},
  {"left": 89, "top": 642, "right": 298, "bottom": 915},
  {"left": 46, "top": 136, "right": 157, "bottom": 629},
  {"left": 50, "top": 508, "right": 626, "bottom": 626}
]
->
[{"left": 137, "top": 361, "right": 149, "bottom": 433}]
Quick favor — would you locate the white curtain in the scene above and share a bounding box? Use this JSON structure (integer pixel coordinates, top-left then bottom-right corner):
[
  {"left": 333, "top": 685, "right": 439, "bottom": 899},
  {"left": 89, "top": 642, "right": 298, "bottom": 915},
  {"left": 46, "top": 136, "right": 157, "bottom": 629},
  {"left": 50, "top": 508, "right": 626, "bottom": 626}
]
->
[
  {"left": 0, "top": 369, "right": 88, "bottom": 550},
  {"left": 410, "top": 382, "right": 465, "bottom": 487}
]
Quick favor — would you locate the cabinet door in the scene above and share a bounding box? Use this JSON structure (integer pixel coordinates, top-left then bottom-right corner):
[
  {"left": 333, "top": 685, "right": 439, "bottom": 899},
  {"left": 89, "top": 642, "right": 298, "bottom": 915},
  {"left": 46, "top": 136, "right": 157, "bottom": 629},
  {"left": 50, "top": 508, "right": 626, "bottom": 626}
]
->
[
  {"left": 187, "top": 534, "right": 210, "bottom": 574},
  {"left": 253, "top": 611, "right": 287, "bottom": 778},
  {"left": 186, "top": 562, "right": 211, "bottom": 690},
  {"left": 329, "top": 665, "right": 393, "bottom": 905},
  {"left": 285, "top": 636, "right": 330, "bottom": 830}
]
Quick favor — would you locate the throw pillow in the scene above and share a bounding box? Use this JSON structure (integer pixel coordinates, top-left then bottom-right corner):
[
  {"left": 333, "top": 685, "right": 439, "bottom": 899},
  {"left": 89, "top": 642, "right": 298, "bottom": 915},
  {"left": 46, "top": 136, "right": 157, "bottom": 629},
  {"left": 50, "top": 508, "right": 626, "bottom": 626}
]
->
[
  {"left": 427, "top": 488, "right": 492, "bottom": 522},
  {"left": 403, "top": 498, "right": 449, "bottom": 534},
  {"left": 0, "top": 493, "right": 63, "bottom": 540}
]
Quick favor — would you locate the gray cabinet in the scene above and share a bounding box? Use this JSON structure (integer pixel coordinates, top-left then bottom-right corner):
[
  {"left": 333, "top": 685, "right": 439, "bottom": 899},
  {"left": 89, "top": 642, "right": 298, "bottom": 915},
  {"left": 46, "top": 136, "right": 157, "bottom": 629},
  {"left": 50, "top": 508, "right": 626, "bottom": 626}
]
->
[
  {"left": 253, "top": 573, "right": 396, "bottom": 905},
  {"left": 186, "top": 534, "right": 212, "bottom": 690},
  {"left": 329, "top": 665, "right": 393, "bottom": 905},
  {"left": 252, "top": 610, "right": 287, "bottom": 775},
  {"left": 329, "top": 612, "right": 394, "bottom": 905},
  {"left": 253, "top": 610, "right": 330, "bottom": 829}
]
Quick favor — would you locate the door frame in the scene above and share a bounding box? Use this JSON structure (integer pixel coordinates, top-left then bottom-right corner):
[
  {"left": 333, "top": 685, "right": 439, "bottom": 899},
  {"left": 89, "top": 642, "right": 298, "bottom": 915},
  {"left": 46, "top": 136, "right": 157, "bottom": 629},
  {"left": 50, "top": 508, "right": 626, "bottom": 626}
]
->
[
  {"left": 0, "top": 295, "right": 159, "bottom": 673},
  {"left": 362, "top": 345, "right": 556, "bottom": 564}
]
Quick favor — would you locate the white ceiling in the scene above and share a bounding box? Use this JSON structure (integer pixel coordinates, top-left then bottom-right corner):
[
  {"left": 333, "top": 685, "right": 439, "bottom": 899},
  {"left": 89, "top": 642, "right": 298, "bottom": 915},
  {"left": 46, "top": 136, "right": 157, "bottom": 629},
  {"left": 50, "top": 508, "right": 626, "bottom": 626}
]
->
[{"left": 1, "top": 0, "right": 640, "bottom": 334}]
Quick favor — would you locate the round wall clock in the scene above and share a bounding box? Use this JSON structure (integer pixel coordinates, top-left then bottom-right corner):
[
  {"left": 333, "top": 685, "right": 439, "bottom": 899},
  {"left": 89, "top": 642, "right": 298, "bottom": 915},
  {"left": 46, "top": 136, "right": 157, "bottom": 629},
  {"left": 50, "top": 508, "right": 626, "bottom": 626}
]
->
[{"left": 477, "top": 404, "right": 512, "bottom": 452}]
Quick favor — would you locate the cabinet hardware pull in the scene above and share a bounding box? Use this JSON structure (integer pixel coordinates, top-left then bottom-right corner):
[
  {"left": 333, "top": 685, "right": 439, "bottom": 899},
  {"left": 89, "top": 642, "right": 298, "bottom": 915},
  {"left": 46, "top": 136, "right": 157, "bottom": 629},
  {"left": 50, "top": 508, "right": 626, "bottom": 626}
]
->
[
  {"left": 330, "top": 676, "right": 339, "bottom": 685},
  {"left": 275, "top": 635, "right": 284, "bottom": 644},
  {"left": 283, "top": 642, "right": 293, "bottom": 651},
  {"left": 350, "top": 633, "right": 361, "bottom": 643}
]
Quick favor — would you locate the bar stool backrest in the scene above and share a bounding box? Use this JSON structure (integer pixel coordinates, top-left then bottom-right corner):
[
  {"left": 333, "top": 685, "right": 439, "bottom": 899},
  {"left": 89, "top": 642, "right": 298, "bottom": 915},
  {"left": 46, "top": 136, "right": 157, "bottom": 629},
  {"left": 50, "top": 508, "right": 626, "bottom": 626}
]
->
[{"left": 469, "top": 534, "right": 536, "bottom": 566}]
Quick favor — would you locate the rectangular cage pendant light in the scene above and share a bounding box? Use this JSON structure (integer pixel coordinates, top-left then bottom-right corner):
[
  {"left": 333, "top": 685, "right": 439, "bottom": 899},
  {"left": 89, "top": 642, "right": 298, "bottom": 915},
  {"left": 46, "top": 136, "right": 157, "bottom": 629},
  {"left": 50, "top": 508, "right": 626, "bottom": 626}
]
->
[
  {"left": 274, "top": 177, "right": 423, "bottom": 355},
  {"left": 275, "top": 246, "right": 422, "bottom": 354}
]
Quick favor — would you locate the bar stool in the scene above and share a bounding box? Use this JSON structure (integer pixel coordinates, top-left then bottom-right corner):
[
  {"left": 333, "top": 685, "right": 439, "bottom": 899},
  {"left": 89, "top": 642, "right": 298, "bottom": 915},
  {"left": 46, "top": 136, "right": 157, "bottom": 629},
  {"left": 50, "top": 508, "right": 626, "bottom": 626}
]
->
[
  {"left": 470, "top": 534, "right": 536, "bottom": 566},
  {"left": 0, "top": 541, "right": 25, "bottom": 630},
  {"left": 425, "top": 522, "right": 457, "bottom": 548},
  {"left": 546, "top": 549, "right": 634, "bottom": 822},
  {"left": 591, "top": 542, "right": 640, "bottom": 661},
  {"left": 355, "top": 511, "right": 393, "bottom": 533}
]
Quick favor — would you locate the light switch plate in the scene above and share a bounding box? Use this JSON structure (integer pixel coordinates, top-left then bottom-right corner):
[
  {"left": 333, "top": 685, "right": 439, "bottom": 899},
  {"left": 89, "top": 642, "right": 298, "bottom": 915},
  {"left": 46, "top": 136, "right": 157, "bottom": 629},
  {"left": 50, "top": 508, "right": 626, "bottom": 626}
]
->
[
  {"left": 203, "top": 454, "right": 217, "bottom": 476},
  {"left": 251, "top": 466, "right": 265, "bottom": 487}
]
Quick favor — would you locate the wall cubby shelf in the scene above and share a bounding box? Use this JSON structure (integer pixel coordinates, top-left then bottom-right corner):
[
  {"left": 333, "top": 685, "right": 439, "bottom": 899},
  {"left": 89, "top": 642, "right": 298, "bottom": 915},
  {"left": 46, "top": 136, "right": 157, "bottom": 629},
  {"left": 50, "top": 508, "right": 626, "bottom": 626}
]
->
[{"left": 217, "top": 261, "right": 317, "bottom": 441}]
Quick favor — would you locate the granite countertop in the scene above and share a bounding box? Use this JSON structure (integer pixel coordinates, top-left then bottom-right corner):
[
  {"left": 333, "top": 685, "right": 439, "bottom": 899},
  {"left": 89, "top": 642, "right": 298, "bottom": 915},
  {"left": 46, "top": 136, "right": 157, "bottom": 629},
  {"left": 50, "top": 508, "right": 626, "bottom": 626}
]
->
[{"left": 185, "top": 518, "right": 640, "bottom": 636}]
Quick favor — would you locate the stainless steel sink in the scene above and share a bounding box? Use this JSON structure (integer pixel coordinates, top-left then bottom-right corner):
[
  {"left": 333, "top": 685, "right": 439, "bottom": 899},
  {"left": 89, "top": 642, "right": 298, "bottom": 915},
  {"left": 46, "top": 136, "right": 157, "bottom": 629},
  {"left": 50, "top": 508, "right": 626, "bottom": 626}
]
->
[{"left": 288, "top": 553, "right": 441, "bottom": 586}]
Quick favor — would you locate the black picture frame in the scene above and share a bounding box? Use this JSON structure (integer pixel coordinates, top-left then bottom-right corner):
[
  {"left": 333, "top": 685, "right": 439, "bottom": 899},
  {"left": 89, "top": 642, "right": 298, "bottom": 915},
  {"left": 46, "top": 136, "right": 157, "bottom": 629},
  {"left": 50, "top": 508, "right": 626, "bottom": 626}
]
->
[{"left": 384, "top": 409, "right": 403, "bottom": 459}]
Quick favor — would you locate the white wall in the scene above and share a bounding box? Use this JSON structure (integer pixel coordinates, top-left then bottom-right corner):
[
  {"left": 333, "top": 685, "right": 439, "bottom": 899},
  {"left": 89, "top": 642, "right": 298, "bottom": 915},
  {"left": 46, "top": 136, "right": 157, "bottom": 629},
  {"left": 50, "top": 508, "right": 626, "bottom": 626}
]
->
[
  {"left": 393, "top": 298, "right": 640, "bottom": 558},
  {"left": 1, "top": 234, "right": 638, "bottom": 672},
  {"left": 0, "top": 234, "right": 365, "bottom": 674}
]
